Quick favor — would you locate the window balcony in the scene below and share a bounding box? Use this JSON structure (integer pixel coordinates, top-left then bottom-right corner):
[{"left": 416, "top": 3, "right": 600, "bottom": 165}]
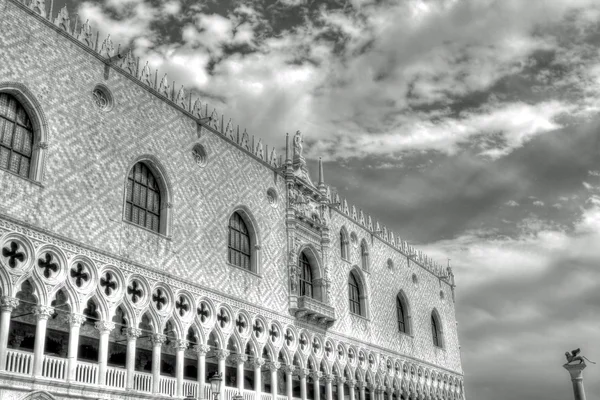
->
[{"left": 295, "top": 296, "right": 336, "bottom": 327}]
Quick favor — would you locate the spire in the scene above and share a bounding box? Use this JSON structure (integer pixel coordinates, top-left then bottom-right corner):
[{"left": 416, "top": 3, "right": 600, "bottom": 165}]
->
[
  {"left": 318, "top": 158, "right": 324, "bottom": 184},
  {"left": 285, "top": 132, "right": 291, "bottom": 165}
]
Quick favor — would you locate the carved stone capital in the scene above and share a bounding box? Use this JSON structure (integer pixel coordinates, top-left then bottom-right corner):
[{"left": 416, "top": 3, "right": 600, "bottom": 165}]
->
[
  {"left": 324, "top": 375, "right": 335, "bottom": 383},
  {"left": 34, "top": 305, "right": 54, "bottom": 320},
  {"left": 94, "top": 320, "right": 115, "bottom": 333},
  {"left": 126, "top": 327, "right": 143, "bottom": 339},
  {"left": 194, "top": 344, "right": 211, "bottom": 356},
  {"left": 174, "top": 339, "right": 189, "bottom": 351},
  {"left": 66, "top": 313, "right": 86, "bottom": 327},
  {"left": 1, "top": 296, "right": 19, "bottom": 312},
  {"left": 151, "top": 333, "right": 168, "bottom": 346},
  {"left": 231, "top": 354, "right": 248, "bottom": 364},
  {"left": 252, "top": 357, "right": 266, "bottom": 369},
  {"left": 34, "top": 142, "right": 48, "bottom": 150},
  {"left": 347, "top": 379, "right": 357, "bottom": 388},
  {"left": 215, "top": 349, "right": 230, "bottom": 360},
  {"left": 283, "top": 365, "right": 295, "bottom": 374},
  {"left": 310, "top": 371, "right": 322, "bottom": 381},
  {"left": 268, "top": 361, "right": 281, "bottom": 372},
  {"left": 296, "top": 368, "right": 310, "bottom": 378},
  {"left": 336, "top": 377, "right": 347, "bottom": 385}
]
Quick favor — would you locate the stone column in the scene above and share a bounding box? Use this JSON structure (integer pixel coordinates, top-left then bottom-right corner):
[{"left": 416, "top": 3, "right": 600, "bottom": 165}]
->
[
  {"left": 195, "top": 344, "right": 210, "bottom": 398},
  {"left": 269, "top": 362, "right": 281, "bottom": 400},
  {"left": 325, "top": 375, "right": 334, "bottom": 400},
  {"left": 125, "top": 327, "right": 142, "bottom": 390},
  {"left": 95, "top": 320, "right": 115, "bottom": 386},
  {"left": 284, "top": 365, "right": 295, "bottom": 400},
  {"left": 368, "top": 385, "right": 375, "bottom": 400},
  {"left": 358, "top": 382, "right": 365, "bottom": 400},
  {"left": 175, "top": 339, "right": 189, "bottom": 397},
  {"left": 151, "top": 333, "right": 167, "bottom": 393},
  {"left": 311, "top": 371, "right": 322, "bottom": 400},
  {"left": 216, "top": 349, "right": 230, "bottom": 400},
  {"left": 337, "top": 377, "right": 346, "bottom": 400},
  {"left": 564, "top": 363, "right": 588, "bottom": 400},
  {"left": 298, "top": 368, "right": 309, "bottom": 400},
  {"left": 65, "top": 313, "right": 86, "bottom": 381},
  {"left": 253, "top": 357, "right": 266, "bottom": 395},
  {"left": 348, "top": 379, "right": 356, "bottom": 400},
  {"left": 32, "top": 305, "right": 54, "bottom": 377},
  {"left": 232, "top": 354, "right": 248, "bottom": 392},
  {"left": 0, "top": 297, "right": 19, "bottom": 372}
]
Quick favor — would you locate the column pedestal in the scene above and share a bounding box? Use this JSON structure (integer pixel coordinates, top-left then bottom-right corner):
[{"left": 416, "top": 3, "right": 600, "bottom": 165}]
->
[{"left": 564, "top": 363, "right": 588, "bottom": 400}]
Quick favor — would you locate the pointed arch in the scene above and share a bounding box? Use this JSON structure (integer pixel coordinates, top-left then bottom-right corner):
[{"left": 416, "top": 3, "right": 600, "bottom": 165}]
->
[
  {"left": 348, "top": 266, "right": 369, "bottom": 318},
  {"left": 396, "top": 290, "right": 412, "bottom": 335},
  {"left": 431, "top": 309, "right": 444, "bottom": 348},
  {"left": 297, "top": 243, "right": 325, "bottom": 302},
  {"left": 360, "top": 239, "right": 369, "bottom": 271},
  {"left": 0, "top": 82, "right": 48, "bottom": 182},
  {"left": 123, "top": 154, "right": 173, "bottom": 236},
  {"left": 227, "top": 205, "right": 261, "bottom": 274},
  {"left": 340, "top": 226, "right": 350, "bottom": 261},
  {"left": 21, "top": 391, "right": 57, "bottom": 400}
]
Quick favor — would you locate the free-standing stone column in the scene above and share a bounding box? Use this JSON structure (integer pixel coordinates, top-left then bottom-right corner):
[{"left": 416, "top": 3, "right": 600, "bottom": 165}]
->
[
  {"left": 175, "top": 339, "right": 189, "bottom": 397},
  {"left": 337, "top": 377, "right": 346, "bottom": 400},
  {"left": 32, "top": 305, "right": 54, "bottom": 377},
  {"left": 284, "top": 365, "right": 295, "bottom": 400},
  {"left": 269, "top": 361, "right": 281, "bottom": 400},
  {"left": 298, "top": 368, "right": 308, "bottom": 400},
  {"left": 216, "top": 349, "right": 230, "bottom": 400},
  {"left": 125, "top": 327, "right": 142, "bottom": 390},
  {"left": 253, "top": 357, "right": 266, "bottom": 396},
  {"left": 358, "top": 382, "right": 365, "bottom": 400},
  {"left": 0, "top": 297, "right": 19, "bottom": 372},
  {"left": 564, "top": 363, "right": 588, "bottom": 400},
  {"left": 195, "top": 344, "right": 210, "bottom": 398},
  {"left": 311, "top": 371, "right": 322, "bottom": 400},
  {"left": 151, "top": 333, "right": 167, "bottom": 393},
  {"left": 232, "top": 354, "right": 248, "bottom": 392},
  {"left": 325, "top": 375, "right": 334, "bottom": 400},
  {"left": 348, "top": 379, "right": 356, "bottom": 400},
  {"left": 65, "top": 313, "right": 86, "bottom": 381},
  {"left": 95, "top": 320, "right": 115, "bottom": 386}
]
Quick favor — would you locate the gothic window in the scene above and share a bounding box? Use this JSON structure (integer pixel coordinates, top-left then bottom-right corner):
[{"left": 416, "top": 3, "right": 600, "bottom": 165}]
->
[
  {"left": 299, "top": 252, "right": 313, "bottom": 298},
  {"left": 0, "top": 93, "right": 33, "bottom": 178},
  {"left": 432, "top": 313, "right": 442, "bottom": 348},
  {"left": 228, "top": 212, "right": 251, "bottom": 270},
  {"left": 340, "top": 229, "right": 349, "bottom": 260},
  {"left": 396, "top": 295, "right": 407, "bottom": 334},
  {"left": 360, "top": 240, "right": 369, "bottom": 270},
  {"left": 348, "top": 272, "right": 362, "bottom": 316},
  {"left": 125, "top": 162, "right": 161, "bottom": 233}
]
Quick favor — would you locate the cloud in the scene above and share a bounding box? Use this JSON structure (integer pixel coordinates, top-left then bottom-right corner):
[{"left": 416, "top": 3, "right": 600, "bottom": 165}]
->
[
  {"left": 533, "top": 200, "right": 545, "bottom": 206},
  {"left": 505, "top": 200, "right": 519, "bottom": 207}
]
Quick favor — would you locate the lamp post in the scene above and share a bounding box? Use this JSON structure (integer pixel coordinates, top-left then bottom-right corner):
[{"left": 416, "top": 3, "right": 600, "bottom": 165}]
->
[{"left": 210, "top": 371, "right": 224, "bottom": 400}]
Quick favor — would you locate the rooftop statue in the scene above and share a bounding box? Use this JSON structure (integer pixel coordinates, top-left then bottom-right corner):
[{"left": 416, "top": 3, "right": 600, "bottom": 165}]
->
[{"left": 565, "top": 348, "right": 596, "bottom": 365}]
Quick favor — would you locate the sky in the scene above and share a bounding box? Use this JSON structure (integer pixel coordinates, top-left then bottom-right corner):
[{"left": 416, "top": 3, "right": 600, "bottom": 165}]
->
[{"left": 53, "top": 0, "right": 599, "bottom": 398}]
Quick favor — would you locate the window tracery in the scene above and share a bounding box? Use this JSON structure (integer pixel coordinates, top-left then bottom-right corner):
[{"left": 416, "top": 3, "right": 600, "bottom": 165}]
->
[
  {"left": 228, "top": 212, "right": 251, "bottom": 270},
  {"left": 0, "top": 93, "right": 34, "bottom": 178},
  {"left": 125, "top": 162, "right": 162, "bottom": 233}
]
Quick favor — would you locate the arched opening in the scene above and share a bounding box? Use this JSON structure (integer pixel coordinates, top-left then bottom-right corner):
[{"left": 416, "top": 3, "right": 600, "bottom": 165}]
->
[
  {"left": 78, "top": 297, "right": 101, "bottom": 363},
  {"left": 360, "top": 240, "right": 369, "bottom": 271},
  {"left": 134, "top": 312, "right": 154, "bottom": 374},
  {"left": 124, "top": 162, "right": 163, "bottom": 233},
  {"left": 45, "top": 289, "right": 70, "bottom": 357},
  {"left": 205, "top": 330, "right": 220, "bottom": 383},
  {"left": 276, "top": 351, "right": 287, "bottom": 396},
  {"left": 184, "top": 326, "right": 198, "bottom": 380},
  {"left": 0, "top": 92, "right": 35, "bottom": 179},
  {"left": 348, "top": 270, "right": 367, "bottom": 317},
  {"left": 243, "top": 341, "right": 255, "bottom": 390},
  {"left": 224, "top": 336, "right": 238, "bottom": 388},
  {"left": 261, "top": 347, "right": 271, "bottom": 393},
  {"left": 292, "top": 353, "right": 302, "bottom": 398},
  {"left": 396, "top": 292, "right": 410, "bottom": 335},
  {"left": 431, "top": 311, "right": 443, "bottom": 348},
  {"left": 107, "top": 306, "right": 128, "bottom": 368},
  {"left": 160, "top": 320, "right": 177, "bottom": 377},
  {"left": 8, "top": 280, "right": 38, "bottom": 355},
  {"left": 297, "top": 247, "right": 324, "bottom": 302},
  {"left": 319, "top": 359, "right": 327, "bottom": 399},
  {"left": 340, "top": 228, "right": 349, "bottom": 260}
]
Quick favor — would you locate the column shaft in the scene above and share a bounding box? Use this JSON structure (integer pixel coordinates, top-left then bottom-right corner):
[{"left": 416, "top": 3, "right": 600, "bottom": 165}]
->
[
  {"left": 196, "top": 345, "right": 209, "bottom": 398},
  {"left": 0, "top": 297, "right": 18, "bottom": 372},
  {"left": 300, "top": 374, "right": 307, "bottom": 400},
  {"left": 95, "top": 321, "right": 114, "bottom": 386},
  {"left": 286, "top": 367, "right": 294, "bottom": 400},
  {"left": 125, "top": 334, "right": 137, "bottom": 389},
  {"left": 359, "top": 385, "right": 365, "bottom": 400},
  {"left": 66, "top": 314, "right": 85, "bottom": 382},
  {"left": 325, "top": 378, "right": 333, "bottom": 400},
  {"left": 32, "top": 306, "right": 53, "bottom": 377},
  {"left": 151, "top": 334, "right": 166, "bottom": 394},
  {"left": 175, "top": 340, "right": 188, "bottom": 398}
]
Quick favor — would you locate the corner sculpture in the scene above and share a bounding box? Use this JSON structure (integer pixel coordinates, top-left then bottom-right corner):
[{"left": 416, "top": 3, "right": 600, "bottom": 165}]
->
[{"left": 563, "top": 348, "right": 595, "bottom": 400}]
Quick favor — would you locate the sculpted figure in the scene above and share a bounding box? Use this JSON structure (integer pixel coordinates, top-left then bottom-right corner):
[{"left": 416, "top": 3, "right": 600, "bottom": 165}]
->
[
  {"left": 293, "top": 130, "right": 303, "bottom": 157},
  {"left": 565, "top": 348, "right": 596, "bottom": 365}
]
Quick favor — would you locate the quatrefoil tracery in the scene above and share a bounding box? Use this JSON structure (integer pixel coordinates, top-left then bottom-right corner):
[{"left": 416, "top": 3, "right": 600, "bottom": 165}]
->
[
  {"left": 38, "top": 253, "right": 59, "bottom": 279},
  {"left": 2, "top": 241, "right": 25, "bottom": 268},
  {"left": 70, "top": 263, "right": 90, "bottom": 288}
]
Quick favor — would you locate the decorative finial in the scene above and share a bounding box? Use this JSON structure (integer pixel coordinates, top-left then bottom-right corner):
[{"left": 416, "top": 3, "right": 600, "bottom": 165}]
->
[{"left": 318, "top": 157, "right": 324, "bottom": 186}]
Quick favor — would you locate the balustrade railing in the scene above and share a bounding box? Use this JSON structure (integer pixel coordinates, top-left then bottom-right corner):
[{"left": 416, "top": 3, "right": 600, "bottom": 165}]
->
[
  {"left": 159, "top": 375, "right": 176, "bottom": 396},
  {"left": 42, "top": 355, "right": 66, "bottom": 380},
  {"left": 277, "top": 395, "right": 288, "bottom": 400},
  {"left": 106, "top": 365, "right": 126, "bottom": 389},
  {"left": 5, "top": 349, "right": 33, "bottom": 375},
  {"left": 184, "top": 379, "right": 199, "bottom": 398},
  {"left": 133, "top": 370, "right": 153, "bottom": 393},
  {"left": 204, "top": 383, "right": 212, "bottom": 399},
  {"left": 75, "top": 360, "right": 98, "bottom": 385},
  {"left": 242, "top": 389, "right": 255, "bottom": 400},
  {"left": 224, "top": 385, "right": 239, "bottom": 400},
  {"left": 261, "top": 392, "right": 272, "bottom": 400}
]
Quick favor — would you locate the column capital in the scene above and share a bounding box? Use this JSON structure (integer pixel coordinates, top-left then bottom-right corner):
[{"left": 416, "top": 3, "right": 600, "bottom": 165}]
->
[
  {"left": 296, "top": 367, "right": 310, "bottom": 378},
  {"left": 194, "top": 344, "right": 211, "bottom": 355},
  {"left": 215, "top": 349, "right": 230, "bottom": 360},
  {"left": 126, "top": 327, "right": 143, "bottom": 339},
  {"left": 1, "top": 296, "right": 19, "bottom": 312},
  {"left": 34, "top": 305, "right": 54, "bottom": 320},
  {"left": 231, "top": 354, "right": 248, "bottom": 364},
  {"left": 268, "top": 361, "right": 281, "bottom": 372},
  {"left": 563, "top": 362, "right": 586, "bottom": 379},
  {"left": 324, "top": 374, "right": 335, "bottom": 383},
  {"left": 310, "top": 371, "right": 322, "bottom": 381},
  {"left": 251, "top": 357, "right": 266, "bottom": 368},
  {"left": 94, "top": 320, "right": 115, "bottom": 333},
  {"left": 336, "top": 376, "right": 347, "bottom": 385},
  {"left": 173, "top": 339, "right": 189, "bottom": 351},
  {"left": 283, "top": 364, "right": 295, "bottom": 374},
  {"left": 347, "top": 379, "right": 357, "bottom": 388},
  {"left": 66, "top": 313, "right": 86, "bottom": 327},
  {"left": 151, "top": 333, "right": 168, "bottom": 346}
]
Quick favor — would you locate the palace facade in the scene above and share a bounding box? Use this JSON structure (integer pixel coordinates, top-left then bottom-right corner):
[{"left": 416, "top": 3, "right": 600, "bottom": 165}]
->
[{"left": 0, "top": 1, "right": 465, "bottom": 400}]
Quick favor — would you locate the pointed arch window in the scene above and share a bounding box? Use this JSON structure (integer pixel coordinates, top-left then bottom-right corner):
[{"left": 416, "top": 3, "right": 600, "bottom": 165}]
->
[
  {"left": 432, "top": 314, "right": 442, "bottom": 348},
  {"left": 299, "top": 252, "right": 313, "bottom": 298},
  {"left": 340, "top": 229, "right": 349, "bottom": 260},
  {"left": 396, "top": 295, "right": 407, "bottom": 334},
  {"left": 125, "top": 162, "right": 161, "bottom": 233},
  {"left": 348, "top": 272, "right": 362, "bottom": 316},
  {"left": 360, "top": 240, "right": 369, "bottom": 270},
  {"left": 228, "top": 212, "right": 251, "bottom": 270},
  {"left": 0, "top": 93, "right": 34, "bottom": 178}
]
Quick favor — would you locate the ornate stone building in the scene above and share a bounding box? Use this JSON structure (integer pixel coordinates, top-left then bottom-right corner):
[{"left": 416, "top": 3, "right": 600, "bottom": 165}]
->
[{"left": 0, "top": 1, "right": 465, "bottom": 400}]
